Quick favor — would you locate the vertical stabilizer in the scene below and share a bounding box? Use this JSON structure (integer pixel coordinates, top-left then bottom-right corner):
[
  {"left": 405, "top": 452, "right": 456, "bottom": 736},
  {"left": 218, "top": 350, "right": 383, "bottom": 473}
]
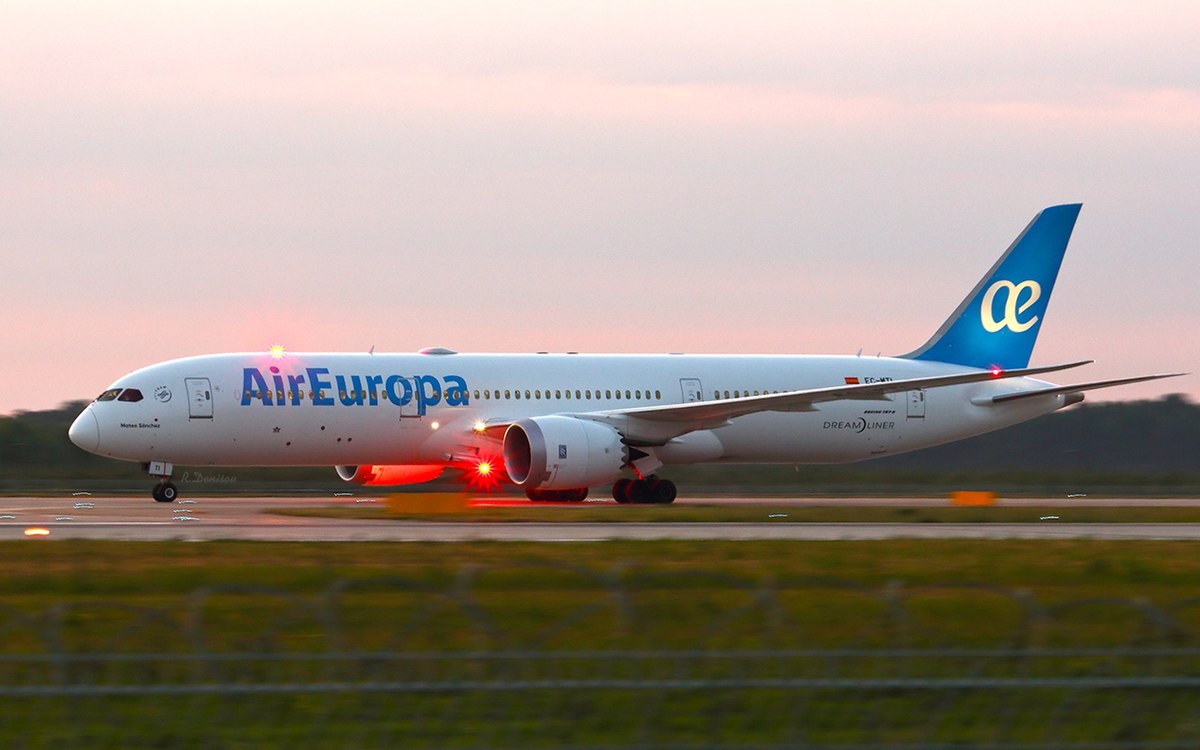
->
[{"left": 902, "top": 204, "right": 1081, "bottom": 370}]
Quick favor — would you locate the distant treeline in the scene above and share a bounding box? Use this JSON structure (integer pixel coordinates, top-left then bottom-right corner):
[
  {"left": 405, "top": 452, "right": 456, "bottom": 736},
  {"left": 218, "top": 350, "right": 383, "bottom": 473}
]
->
[{"left": 2, "top": 396, "right": 1198, "bottom": 495}]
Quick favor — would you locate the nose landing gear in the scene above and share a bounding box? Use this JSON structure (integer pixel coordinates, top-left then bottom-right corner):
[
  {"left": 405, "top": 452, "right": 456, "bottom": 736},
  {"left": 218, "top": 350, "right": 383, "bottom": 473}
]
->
[
  {"left": 142, "top": 460, "right": 178, "bottom": 503},
  {"left": 151, "top": 482, "right": 178, "bottom": 503}
]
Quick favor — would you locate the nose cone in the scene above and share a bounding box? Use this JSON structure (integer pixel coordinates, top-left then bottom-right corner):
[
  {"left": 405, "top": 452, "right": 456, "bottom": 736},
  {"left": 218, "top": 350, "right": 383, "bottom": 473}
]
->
[{"left": 69, "top": 409, "right": 99, "bottom": 453}]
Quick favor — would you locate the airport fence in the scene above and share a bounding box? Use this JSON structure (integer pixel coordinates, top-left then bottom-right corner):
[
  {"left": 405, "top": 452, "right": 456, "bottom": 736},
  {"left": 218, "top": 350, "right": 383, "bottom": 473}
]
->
[{"left": 4, "top": 566, "right": 1200, "bottom": 748}]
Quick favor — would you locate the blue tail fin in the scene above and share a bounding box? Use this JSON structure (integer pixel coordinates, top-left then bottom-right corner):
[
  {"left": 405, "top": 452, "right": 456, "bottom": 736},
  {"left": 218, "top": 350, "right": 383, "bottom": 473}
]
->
[{"left": 903, "top": 204, "right": 1081, "bottom": 370}]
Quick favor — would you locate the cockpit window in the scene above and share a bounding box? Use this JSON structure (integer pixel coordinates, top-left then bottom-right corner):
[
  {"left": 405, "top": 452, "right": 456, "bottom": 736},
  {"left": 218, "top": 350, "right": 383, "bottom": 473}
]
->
[
  {"left": 96, "top": 389, "right": 122, "bottom": 402},
  {"left": 117, "top": 388, "right": 144, "bottom": 403}
]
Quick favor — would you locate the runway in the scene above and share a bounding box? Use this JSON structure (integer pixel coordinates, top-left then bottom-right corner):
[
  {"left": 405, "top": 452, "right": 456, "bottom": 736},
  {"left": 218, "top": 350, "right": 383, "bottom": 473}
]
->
[{"left": 5, "top": 496, "right": 1200, "bottom": 541}]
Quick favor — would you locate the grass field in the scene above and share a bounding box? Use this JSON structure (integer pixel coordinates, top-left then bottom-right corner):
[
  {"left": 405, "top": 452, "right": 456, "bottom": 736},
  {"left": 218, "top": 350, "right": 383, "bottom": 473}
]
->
[
  {"left": 5, "top": 538, "right": 1200, "bottom": 636},
  {"left": 5, "top": 539, "right": 1200, "bottom": 749}
]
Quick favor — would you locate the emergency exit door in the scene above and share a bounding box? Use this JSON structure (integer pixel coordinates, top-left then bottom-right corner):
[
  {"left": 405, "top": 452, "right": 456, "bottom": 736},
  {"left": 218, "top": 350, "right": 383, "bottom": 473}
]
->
[
  {"left": 185, "top": 378, "right": 213, "bottom": 419},
  {"left": 907, "top": 389, "right": 926, "bottom": 419},
  {"left": 680, "top": 378, "right": 704, "bottom": 403}
]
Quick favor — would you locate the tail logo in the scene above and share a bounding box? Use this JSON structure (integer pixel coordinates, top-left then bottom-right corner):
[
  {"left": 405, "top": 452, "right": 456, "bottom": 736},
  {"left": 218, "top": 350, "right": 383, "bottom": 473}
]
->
[{"left": 981, "top": 280, "right": 1041, "bottom": 333}]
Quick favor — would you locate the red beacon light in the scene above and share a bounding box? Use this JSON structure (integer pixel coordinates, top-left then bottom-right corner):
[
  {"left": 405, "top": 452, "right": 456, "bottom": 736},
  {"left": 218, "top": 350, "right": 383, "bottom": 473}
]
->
[
  {"left": 989, "top": 366, "right": 1003, "bottom": 377},
  {"left": 464, "top": 455, "right": 504, "bottom": 493}
]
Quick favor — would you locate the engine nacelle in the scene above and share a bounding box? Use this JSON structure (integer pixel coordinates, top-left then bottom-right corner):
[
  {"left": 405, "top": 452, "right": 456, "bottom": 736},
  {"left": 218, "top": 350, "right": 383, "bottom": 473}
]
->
[
  {"left": 335, "top": 464, "right": 446, "bottom": 486},
  {"left": 502, "top": 416, "right": 626, "bottom": 490}
]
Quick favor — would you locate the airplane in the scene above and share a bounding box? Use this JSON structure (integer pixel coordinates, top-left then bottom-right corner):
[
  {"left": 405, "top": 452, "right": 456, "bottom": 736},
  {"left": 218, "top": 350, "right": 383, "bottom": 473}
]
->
[{"left": 68, "top": 204, "right": 1182, "bottom": 503}]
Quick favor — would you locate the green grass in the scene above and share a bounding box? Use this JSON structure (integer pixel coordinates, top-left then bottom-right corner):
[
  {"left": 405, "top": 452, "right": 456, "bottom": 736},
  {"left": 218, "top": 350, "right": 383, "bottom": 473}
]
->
[{"left": 5, "top": 539, "right": 1200, "bottom": 749}]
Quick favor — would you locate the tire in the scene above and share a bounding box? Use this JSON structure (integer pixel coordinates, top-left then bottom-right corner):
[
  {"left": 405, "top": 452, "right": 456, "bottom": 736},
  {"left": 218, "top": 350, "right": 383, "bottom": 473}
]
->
[
  {"left": 654, "top": 479, "right": 677, "bottom": 504},
  {"left": 612, "top": 478, "right": 633, "bottom": 504},
  {"left": 155, "top": 483, "right": 178, "bottom": 503},
  {"left": 564, "top": 487, "right": 588, "bottom": 502}
]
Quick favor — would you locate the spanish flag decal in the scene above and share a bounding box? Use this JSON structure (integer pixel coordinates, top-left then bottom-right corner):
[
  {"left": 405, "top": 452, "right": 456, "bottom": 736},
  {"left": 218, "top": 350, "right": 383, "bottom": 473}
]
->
[{"left": 844, "top": 377, "right": 860, "bottom": 385}]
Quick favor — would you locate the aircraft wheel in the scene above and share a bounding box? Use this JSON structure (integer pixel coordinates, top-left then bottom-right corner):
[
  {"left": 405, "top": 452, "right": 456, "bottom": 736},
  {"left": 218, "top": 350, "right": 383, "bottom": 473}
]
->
[
  {"left": 154, "top": 482, "right": 178, "bottom": 503},
  {"left": 652, "top": 479, "right": 677, "bottom": 504},
  {"left": 612, "top": 478, "right": 633, "bottom": 504},
  {"left": 564, "top": 487, "right": 588, "bottom": 502}
]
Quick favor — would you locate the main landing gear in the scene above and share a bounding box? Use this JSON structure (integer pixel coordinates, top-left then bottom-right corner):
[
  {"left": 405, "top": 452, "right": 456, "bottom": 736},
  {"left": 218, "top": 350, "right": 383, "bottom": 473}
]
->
[{"left": 612, "top": 476, "right": 677, "bottom": 504}]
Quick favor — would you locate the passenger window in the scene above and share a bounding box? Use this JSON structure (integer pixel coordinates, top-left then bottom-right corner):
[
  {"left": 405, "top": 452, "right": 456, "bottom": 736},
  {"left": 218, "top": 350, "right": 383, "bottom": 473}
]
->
[
  {"left": 624, "top": 390, "right": 631, "bottom": 399},
  {"left": 555, "top": 389, "right": 562, "bottom": 399},
  {"left": 515, "top": 390, "right": 521, "bottom": 400},
  {"left": 96, "top": 389, "right": 122, "bottom": 402},
  {"left": 575, "top": 390, "right": 582, "bottom": 400},
  {"left": 505, "top": 390, "right": 511, "bottom": 399},
  {"left": 605, "top": 390, "right": 612, "bottom": 399},
  {"left": 525, "top": 389, "right": 531, "bottom": 399},
  {"left": 565, "top": 390, "right": 571, "bottom": 400},
  {"left": 535, "top": 389, "right": 541, "bottom": 399},
  {"left": 636, "top": 390, "right": 642, "bottom": 399},
  {"left": 585, "top": 390, "right": 591, "bottom": 399},
  {"left": 117, "top": 389, "right": 143, "bottom": 402},
  {"left": 655, "top": 390, "right": 661, "bottom": 399}
]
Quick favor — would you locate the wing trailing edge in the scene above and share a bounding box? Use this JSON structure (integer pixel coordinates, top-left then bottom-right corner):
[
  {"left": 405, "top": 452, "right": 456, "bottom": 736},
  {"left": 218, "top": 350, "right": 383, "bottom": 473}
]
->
[{"left": 981, "top": 373, "right": 1186, "bottom": 404}]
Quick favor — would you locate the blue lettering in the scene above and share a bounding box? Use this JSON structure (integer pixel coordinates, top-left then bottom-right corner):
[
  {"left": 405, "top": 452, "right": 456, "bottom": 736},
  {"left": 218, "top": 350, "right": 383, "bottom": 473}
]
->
[
  {"left": 238, "top": 367, "right": 469, "bottom": 411},
  {"left": 444, "top": 375, "right": 469, "bottom": 406},
  {"left": 270, "top": 367, "right": 286, "bottom": 407},
  {"left": 241, "top": 368, "right": 272, "bottom": 406},
  {"left": 286, "top": 374, "right": 306, "bottom": 405},
  {"left": 416, "top": 375, "right": 441, "bottom": 416},
  {"left": 308, "top": 367, "right": 334, "bottom": 406},
  {"left": 336, "top": 374, "right": 365, "bottom": 406},
  {"left": 365, "top": 375, "right": 383, "bottom": 406}
]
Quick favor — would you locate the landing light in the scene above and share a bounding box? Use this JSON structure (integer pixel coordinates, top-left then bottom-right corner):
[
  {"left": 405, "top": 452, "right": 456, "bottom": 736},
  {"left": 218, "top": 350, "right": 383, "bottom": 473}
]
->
[
  {"left": 472, "top": 420, "right": 487, "bottom": 433},
  {"left": 23, "top": 527, "right": 50, "bottom": 537},
  {"left": 269, "top": 344, "right": 286, "bottom": 359},
  {"left": 430, "top": 421, "right": 440, "bottom": 430},
  {"left": 477, "top": 461, "right": 493, "bottom": 476}
]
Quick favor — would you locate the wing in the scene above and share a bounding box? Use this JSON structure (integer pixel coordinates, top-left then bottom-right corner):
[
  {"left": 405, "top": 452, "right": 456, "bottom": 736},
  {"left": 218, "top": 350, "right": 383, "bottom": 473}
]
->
[
  {"left": 475, "top": 360, "right": 1093, "bottom": 446},
  {"left": 980, "top": 372, "right": 1186, "bottom": 404},
  {"left": 609, "top": 361, "right": 1092, "bottom": 424}
]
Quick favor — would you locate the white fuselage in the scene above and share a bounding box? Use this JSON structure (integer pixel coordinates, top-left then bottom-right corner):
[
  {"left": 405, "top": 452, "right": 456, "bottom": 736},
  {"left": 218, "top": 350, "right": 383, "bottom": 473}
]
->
[{"left": 72, "top": 351, "right": 1066, "bottom": 469}]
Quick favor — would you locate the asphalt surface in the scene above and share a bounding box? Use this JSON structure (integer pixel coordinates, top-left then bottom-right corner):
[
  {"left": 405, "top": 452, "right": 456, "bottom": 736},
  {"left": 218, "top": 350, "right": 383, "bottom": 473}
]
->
[{"left": 5, "top": 495, "right": 1200, "bottom": 541}]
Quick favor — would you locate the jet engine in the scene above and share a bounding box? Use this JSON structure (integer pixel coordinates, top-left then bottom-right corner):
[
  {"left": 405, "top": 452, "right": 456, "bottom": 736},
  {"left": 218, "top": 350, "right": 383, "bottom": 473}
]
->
[
  {"left": 502, "top": 416, "right": 625, "bottom": 490},
  {"left": 335, "top": 464, "right": 446, "bottom": 486}
]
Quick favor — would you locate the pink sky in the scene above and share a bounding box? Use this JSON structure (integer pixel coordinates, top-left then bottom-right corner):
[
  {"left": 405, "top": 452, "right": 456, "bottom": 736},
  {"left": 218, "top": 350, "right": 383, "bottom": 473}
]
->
[{"left": 1, "top": 1, "right": 1196, "bottom": 415}]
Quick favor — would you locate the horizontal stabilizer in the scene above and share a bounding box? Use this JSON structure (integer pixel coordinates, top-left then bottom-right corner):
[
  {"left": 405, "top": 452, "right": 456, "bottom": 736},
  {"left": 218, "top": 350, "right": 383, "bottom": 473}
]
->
[{"left": 986, "top": 373, "right": 1187, "bottom": 404}]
